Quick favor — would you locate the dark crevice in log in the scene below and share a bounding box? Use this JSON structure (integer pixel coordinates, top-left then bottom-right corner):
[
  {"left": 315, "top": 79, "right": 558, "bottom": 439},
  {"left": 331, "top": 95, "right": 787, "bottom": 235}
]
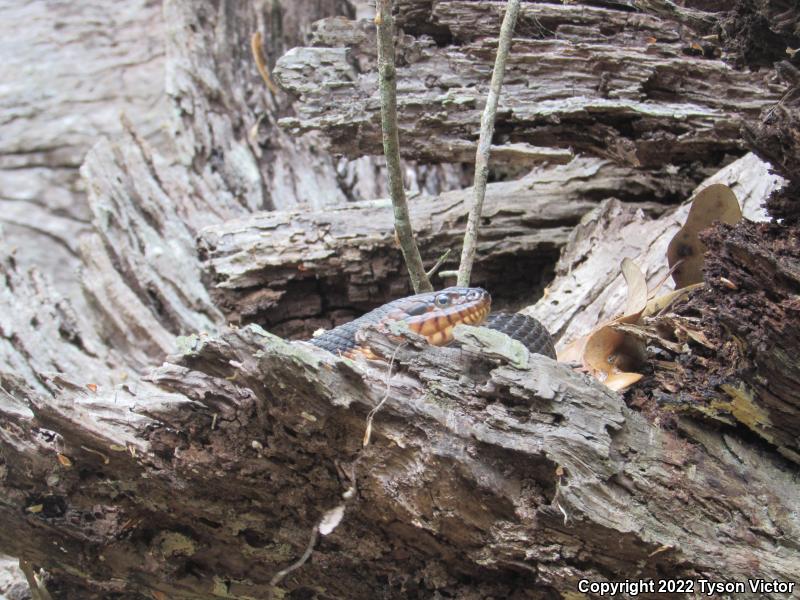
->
[
  {"left": 717, "top": 0, "right": 800, "bottom": 69},
  {"left": 742, "top": 61, "right": 800, "bottom": 221},
  {"left": 2, "top": 1, "right": 800, "bottom": 597},
  {"left": 198, "top": 159, "right": 685, "bottom": 338}
]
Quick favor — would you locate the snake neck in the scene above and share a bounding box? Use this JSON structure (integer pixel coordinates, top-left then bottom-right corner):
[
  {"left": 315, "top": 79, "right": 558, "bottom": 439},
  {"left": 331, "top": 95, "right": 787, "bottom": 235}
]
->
[
  {"left": 309, "top": 286, "right": 491, "bottom": 355},
  {"left": 384, "top": 287, "right": 491, "bottom": 346}
]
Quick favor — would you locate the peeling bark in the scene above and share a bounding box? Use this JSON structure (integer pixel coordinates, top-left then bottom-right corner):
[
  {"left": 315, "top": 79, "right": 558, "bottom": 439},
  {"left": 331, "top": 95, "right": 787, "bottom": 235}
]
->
[
  {"left": 2, "top": 292, "right": 799, "bottom": 598},
  {"left": 198, "top": 158, "right": 681, "bottom": 338},
  {"left": 275, "top": 1, "right": 782, "bottom": 169},
  {"left": 1, "top": 0, "right": 799, "bottom": 598},
  {"left": 524, "top": 153, "right": 783, "bottom": 346}
]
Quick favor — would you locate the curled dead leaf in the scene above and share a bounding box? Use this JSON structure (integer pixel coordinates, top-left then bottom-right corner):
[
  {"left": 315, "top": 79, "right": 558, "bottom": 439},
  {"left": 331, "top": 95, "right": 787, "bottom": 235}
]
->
[
  {"left": 605, "top": 371, "right": 644, "bottom": 392},
  {"left": 581, "top": 259, "right": 649, "bottom": 391},
  {"left": 557, "top": 335, "right": 588, "bottom": 363},
  {"left": 584, "top": 325, "right": 645, "bottom": 383},
  {"left": 621, "top": 257, "right": 648, "bottom": 319},
  {"left": 642, "top": 283, "right": 703, "bottom": 318},
  {"left": 667, "top": 184, "right": 742, "bottom": 287}
]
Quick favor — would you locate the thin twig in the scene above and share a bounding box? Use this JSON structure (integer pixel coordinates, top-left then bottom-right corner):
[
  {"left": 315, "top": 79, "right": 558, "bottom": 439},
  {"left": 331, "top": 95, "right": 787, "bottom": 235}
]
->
[
  {"left": 251, "top": 31, "right": 281, "bottom": 95},
  {"left": 268, "top": 526, "right": 320, "bottom": 598},
  {"left": 425, "top": 248, "right": 451, "bottom": 279},
  {"left": 457, "top": 0, "right": 521, "bottom": 287},
  {"left": 19, "top": 560, "right": 52, "bottom": 600},
  {"left": 375, "top": 0, "right": 433, "bottom": 293},
  {"left": 363, "top": 342, "right": 405, "bottom": 447}
]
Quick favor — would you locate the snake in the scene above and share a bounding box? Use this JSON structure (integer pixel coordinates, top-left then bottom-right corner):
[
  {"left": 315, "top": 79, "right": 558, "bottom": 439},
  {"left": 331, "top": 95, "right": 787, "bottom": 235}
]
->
[{"left": 309, "top": 286, "right": 556, "bottom": 360}]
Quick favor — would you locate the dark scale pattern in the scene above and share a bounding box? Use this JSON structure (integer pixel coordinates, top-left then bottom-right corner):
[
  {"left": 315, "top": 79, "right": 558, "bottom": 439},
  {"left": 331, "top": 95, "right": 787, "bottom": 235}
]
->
[
  {"left": 309, "top": 301, "right": 400, "bottom": 355},
  {"left": 484, "top": 312, "right": 557, "bottom": 359},
  {"left": 309, "top": 288, "right": 556, "bottom": 360}
]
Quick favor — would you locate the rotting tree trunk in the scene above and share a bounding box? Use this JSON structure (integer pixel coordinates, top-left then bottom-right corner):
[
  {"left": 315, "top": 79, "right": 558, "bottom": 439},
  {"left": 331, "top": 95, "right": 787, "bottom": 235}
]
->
[
  {"left": 274, "top": 0, "right": 782, "bottom": 170},
  {"left": 1, "top": 0, "right": 800, "bottom": 598},
  {"left": 2, "top": 278, "right": 799, "bottom": 598},
  {"left": 198, "top": 157, "right": 682, "bottom": 337}
]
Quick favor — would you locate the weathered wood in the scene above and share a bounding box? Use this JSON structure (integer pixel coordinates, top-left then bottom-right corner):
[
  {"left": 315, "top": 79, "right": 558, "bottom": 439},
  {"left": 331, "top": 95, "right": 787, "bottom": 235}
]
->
[
  {"left": 275, "top": 1, "right": 782, "bottom": 167},
  {"left": 198, "top": 157, "right": 682, "bottom": 338},
  {"left": 743, "top": 61, "right": 800, "bottom": 222},
  {"left": 1, "top": 1, "right": 799, "bottom": 598},
  {"left": 0, "top": 0, "right": 167, "bottom": 309},
  {"left": 1, "top": 298, "right": 798, "bottom": 598},
  {"left": 511, "top": 151, "right": 799, "bottom": 462},
  {"left": 642, "top": 219, "right": 800, "bottom": 464},
  {"left": 523, "top": 153, "right": 784, "bottom": 346},
  {"left": 0, "top": 0, "right": 438, "bottom": 316}
]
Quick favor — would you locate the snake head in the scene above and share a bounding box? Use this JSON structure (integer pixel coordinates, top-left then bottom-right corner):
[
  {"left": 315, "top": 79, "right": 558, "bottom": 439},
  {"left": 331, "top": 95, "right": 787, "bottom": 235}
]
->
[{"left": 391, "top": 287, "right": 491, "bottom": 346}]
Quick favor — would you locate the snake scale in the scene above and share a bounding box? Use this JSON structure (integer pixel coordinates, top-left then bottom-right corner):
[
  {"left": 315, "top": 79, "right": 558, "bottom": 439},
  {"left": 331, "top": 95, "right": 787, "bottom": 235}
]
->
[{"left": 309, "top": 287, "right": 556, "bottom": 360}]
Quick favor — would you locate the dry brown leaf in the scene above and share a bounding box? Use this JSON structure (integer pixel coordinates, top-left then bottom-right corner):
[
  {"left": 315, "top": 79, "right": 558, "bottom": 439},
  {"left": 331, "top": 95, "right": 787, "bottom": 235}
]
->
[
  {"left": 621, "top": 258, "right": 647, "bottom": 319},
  {"left": 557, "top": 335, "right": 588, "bottom": 363},
  {"left": 642, "top": 283, "right": 704, "bottom": 318},
  {"left": 584, "top": 326, "right": 626, "bottom": 378},
  {"left": 605, "top": 371, "right": 644, "bottom": 391},
  {"left": 57, "top": 453, "right": 72, "bottom": 467},
  {"left": 581, "top": 259, "right": 649, "bottom": 388},
  {"left": 667, "top": 183, "right": 742, "bottom": 287},
  {"left": 583, "top": 326, "right": 645, "bottom": 378}
]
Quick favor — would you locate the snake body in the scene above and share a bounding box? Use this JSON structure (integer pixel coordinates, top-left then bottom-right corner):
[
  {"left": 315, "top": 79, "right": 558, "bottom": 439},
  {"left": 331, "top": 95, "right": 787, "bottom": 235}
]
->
[{"left": 310, "top": 287, "right": 556, "bottom": 360}]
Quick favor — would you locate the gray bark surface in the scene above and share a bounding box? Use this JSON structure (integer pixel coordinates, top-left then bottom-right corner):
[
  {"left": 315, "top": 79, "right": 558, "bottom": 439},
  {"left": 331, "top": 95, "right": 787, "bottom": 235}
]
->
[
  {"left": 275, "top": 1, "right": 782, "bottom": 168},
  {"left": 1, "top": 287, "right": 798, "bottom": 597},
  {"left": 199, "top": 157, "right": 679, "bottom": 337},
  {"left": 0, "top": 0, "right": 167, "bottom": 306},
  {"left": 0, "top": 0, "right": 463, "bottom": 315},
  {"left": 0, "top": 0, "right": 799, "bottom": 598},
  {"left": 524, "top": 152, "right": 784, "bottom": 346}
]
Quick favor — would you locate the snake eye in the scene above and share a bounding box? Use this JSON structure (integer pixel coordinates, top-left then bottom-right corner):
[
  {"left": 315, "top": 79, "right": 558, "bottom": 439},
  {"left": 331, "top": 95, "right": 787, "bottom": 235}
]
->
[
  {"left": 435, "top": 293, "right": 450, "bottom": 307},
  {"left": 467, "top": 290, "right": 479, "bottom": 301}
]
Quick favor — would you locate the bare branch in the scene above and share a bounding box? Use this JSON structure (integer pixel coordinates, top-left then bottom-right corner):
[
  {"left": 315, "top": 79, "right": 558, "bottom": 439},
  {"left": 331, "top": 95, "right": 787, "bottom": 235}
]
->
[
  {"left": 251, "top": 31, "right": 280, "bottom": 96},
  {"left": 456, "top": 0, "right": 521, "bottom": 286},
  {"left": 375, "top": 0, "right": 433, "bottom": 293},
  {"left": 425, "top": 248, "right": 452, "bottom": 280}
]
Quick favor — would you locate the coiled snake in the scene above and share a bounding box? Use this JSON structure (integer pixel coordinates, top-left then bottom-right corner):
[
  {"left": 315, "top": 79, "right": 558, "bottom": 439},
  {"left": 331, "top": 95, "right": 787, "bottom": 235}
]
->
[{"left": 310, "top": 287, "right": 556, "bottom": 360}]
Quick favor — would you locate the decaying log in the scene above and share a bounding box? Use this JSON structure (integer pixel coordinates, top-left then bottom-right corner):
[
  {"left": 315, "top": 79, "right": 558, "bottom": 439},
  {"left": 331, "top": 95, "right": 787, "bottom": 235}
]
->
[
  {"left": 743, "top": 61, "right": 800, "bottom": 222},
  {"left": 275, "top": 1, "right": 782, "bottom": 169},
  {"left": 635, "top": 219, "right": 800, "bottom": 464},
  {"left": 1, "top": 285, "right": 798, "bottom": 598},
  {"left": 523, "top": 152, "right": 784, "bottom": 346},
  {"left": 198, "top": 157, "right": 686, "bottom": 338},
  {"left": 2, "top": 0, "right": 800, "bottom": 597},
  {"left": 515, "top": 151, "right": 799, "bottom": 462},
  {"left": 0, "top": 0, "right": 167, "bottom": 308}
]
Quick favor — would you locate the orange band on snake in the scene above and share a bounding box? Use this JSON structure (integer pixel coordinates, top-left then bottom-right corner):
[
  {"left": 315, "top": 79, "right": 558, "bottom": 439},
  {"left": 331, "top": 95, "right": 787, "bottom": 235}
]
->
[
  {"left": 309, "top": 287, "right": 491, "bottom": 358},
  {"left": 308, "top": 286, "right": 556, "bottom": 360}
]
